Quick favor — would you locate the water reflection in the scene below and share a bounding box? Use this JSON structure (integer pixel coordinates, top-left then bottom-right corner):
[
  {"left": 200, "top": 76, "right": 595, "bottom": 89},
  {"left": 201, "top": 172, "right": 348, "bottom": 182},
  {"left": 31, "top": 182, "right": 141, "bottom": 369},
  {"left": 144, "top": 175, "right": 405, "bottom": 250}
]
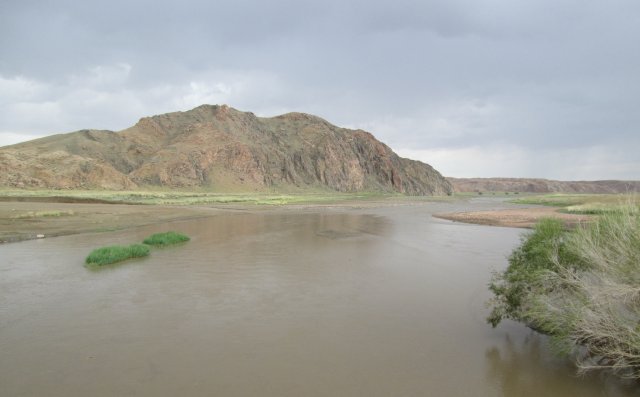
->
[
  {"left": 485, "top": 325, "right": 639, "bottom": 396},
  {"left": 181, "top": 211, "right": 391, "bottom": 243}
]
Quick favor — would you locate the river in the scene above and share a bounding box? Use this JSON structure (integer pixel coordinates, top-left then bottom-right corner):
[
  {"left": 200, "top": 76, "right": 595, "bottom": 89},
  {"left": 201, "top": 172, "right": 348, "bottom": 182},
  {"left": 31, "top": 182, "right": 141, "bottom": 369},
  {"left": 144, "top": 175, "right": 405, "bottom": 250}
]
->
[{"left": 1, "top": 200, "right": 637, "bottom": 396}]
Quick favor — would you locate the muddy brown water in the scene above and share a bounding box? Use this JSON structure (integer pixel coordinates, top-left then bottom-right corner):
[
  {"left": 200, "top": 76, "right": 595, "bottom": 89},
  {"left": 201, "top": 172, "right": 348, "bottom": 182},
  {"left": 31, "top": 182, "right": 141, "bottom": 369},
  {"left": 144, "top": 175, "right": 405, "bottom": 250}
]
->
[{"left": 1, "top": 201, "right": 638, "bottom": 396}]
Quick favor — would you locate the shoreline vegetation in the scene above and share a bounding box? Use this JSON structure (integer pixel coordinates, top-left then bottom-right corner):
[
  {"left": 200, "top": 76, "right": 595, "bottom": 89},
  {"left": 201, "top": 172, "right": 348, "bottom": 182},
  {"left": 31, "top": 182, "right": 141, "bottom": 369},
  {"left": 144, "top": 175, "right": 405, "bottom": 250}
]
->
[
  {"left": 0, "top": 189, "right": 420, "bottom": 206},
  {"left": 488, "top": 200, "right": 640, "bottom": 379},
  {"left": 510, "top": 193, "right": 640, "bottom": 215}
]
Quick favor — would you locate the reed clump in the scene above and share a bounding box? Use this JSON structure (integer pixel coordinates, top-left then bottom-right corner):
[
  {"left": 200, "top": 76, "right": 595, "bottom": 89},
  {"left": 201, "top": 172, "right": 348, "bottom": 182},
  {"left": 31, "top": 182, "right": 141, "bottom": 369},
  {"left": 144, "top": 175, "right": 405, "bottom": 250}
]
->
[
  {"left": 85, "top": 244, "right": 150, "bottom": 266},
  {"left": 488, "top": 204, "right": 640, "bottom": 379},
  {"left": 142, "top": 231, "right": 190, "bottom": 246}
]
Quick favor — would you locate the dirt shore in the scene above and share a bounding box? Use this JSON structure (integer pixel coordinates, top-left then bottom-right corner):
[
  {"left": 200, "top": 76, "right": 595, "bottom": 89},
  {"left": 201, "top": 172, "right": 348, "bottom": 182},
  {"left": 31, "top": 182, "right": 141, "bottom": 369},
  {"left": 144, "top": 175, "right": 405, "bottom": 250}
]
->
[
  {"left": 434, "top": 206, "right": 591, "bottom": 228},
  {"left": 0, "top": 201, "right": 224, "bottom": 243}
]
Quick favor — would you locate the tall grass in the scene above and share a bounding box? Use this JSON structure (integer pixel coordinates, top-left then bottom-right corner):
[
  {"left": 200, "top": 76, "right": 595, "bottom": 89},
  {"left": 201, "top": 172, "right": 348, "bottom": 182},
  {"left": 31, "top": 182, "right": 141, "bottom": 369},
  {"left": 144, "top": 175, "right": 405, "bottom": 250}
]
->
[
  {"left": 85, "top": 244, "right": 150, "bottom": 266},
  {"left": 488, "top": 205, "right": 640, "bottom": 379}
]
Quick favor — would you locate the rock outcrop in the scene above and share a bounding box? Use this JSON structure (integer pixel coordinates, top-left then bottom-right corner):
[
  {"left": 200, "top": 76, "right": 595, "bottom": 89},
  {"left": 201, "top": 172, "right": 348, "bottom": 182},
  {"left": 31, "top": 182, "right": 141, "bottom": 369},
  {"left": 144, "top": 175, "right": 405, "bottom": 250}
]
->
[{"left": 0, "top": 105, "right": 452, "bottom": 195}]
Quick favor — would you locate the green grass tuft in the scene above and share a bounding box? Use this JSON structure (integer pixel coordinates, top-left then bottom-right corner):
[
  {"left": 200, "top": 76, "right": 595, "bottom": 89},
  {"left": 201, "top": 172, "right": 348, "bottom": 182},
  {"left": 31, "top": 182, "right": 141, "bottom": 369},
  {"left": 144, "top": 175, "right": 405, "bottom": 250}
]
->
[
  {"left": 143, "top": 231, "right": 190, "bottom": 246},
  {"left": 85, "top": 244, "right": 150, "bottom": 266}
]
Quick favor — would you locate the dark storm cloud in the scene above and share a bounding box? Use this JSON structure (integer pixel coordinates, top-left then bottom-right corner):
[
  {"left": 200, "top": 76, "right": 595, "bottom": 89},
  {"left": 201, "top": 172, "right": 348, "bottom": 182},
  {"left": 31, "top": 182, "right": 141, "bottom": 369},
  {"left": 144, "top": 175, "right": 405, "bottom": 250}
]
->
[{"left": 1, "top": 0, "right": 639, "bottom": 178}]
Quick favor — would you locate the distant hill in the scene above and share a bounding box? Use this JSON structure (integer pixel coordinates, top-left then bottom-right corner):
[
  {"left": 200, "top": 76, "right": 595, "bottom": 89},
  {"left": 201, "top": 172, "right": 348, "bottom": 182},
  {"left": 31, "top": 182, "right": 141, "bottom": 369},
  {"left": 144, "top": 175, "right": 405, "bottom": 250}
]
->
[
  {"left": 0, "top": 105, "right": 452, "bottom": 195},
  {"left": 448, "top": 177, "right": 640, "bottom": 194}
]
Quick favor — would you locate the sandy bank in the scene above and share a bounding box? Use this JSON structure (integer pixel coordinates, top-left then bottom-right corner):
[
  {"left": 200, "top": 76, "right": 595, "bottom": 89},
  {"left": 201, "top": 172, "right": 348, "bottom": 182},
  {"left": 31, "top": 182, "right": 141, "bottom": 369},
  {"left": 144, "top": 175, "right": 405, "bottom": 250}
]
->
[{"left": 434, "top": 207, "right": 591, "bottom": 228}]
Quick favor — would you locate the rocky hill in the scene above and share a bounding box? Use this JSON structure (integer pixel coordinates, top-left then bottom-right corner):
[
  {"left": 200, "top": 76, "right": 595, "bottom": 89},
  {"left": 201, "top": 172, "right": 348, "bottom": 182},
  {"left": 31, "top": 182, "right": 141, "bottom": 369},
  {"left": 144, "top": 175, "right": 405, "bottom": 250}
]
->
[
  {"left": 448, "top": 177, "right": 640, "bottom": 194},
  {"left": 0, "top": 105, "right": 452, "bottom": 195}
]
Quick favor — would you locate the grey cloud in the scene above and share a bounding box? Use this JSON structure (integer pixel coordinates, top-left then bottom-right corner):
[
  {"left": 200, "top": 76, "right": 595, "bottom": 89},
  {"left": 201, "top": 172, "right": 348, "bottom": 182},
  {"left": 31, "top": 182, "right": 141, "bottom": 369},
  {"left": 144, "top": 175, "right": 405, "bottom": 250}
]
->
[{"left": 1, "top": 0, "right": 639, "bottom": 178}]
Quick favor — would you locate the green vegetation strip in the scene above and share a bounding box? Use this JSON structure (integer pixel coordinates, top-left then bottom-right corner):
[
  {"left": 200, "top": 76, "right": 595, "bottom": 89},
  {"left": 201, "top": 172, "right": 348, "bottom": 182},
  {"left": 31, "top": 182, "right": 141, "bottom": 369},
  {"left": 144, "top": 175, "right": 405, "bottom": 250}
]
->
[
  {"left": 143, "top": 231, "right": 190, "bottom": 246},
  {"left": 85, "top": 244, "right": 150, "bottom": 266},
  {"left": 488, "top": 205, "right": 640, "bottom": 379},
  {"left": 0, "top": 189, "right": 453, "bottom": 206},
  {"left": 511, "top": 193, "right": 640, "bottom": 215}
]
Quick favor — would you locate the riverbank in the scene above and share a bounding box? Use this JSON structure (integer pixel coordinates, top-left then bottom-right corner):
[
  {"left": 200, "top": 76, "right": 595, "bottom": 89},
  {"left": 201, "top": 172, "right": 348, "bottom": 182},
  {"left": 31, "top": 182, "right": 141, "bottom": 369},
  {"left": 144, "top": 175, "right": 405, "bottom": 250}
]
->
[
  {"left": 3, "top": 191, "right": 629, "bottom": 243},
  {"left": 433, "top": 193, "right": 638, "bottom": 228},
  {"left": 488, "top": 206, "right": 640, "bottom": 379}
]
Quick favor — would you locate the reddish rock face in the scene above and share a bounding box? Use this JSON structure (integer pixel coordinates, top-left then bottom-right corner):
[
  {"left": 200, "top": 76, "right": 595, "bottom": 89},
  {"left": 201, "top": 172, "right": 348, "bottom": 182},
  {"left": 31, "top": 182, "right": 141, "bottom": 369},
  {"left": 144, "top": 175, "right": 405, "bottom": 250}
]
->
[{"left": 0, "top": 105, "right": 452, "bottom": 195}]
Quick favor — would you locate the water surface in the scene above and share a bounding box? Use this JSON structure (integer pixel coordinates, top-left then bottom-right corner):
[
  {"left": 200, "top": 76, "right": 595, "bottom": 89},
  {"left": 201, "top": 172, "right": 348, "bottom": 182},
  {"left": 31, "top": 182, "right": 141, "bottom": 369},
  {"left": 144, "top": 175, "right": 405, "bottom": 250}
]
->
[{"left": 1, "top": 202, "right": 637, "bottom": 396}]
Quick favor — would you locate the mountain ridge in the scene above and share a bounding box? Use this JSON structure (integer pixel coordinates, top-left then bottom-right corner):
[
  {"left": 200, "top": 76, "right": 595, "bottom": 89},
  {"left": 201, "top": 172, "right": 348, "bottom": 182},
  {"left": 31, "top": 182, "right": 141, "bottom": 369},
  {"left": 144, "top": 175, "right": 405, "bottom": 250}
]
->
[
  {"left": 0, "top": 105, "right": 452, "bottom": 195},
  {"left": 448, "top": 177, "right": 640, "bottom": 194}
]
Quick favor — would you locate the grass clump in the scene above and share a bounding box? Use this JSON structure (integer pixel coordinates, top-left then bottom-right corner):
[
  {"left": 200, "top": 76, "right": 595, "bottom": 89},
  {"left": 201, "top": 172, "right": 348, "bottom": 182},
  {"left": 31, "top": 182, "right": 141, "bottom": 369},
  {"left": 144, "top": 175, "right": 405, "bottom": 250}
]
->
[
  {"left": 488, "top": 205, "right": 640, "bottom": 379},
  {"left": 85, "top": 244, "right": 150, "bottom": 266},
  {"left": 143, "top": 231, "right": 190, "bottom": 246}
]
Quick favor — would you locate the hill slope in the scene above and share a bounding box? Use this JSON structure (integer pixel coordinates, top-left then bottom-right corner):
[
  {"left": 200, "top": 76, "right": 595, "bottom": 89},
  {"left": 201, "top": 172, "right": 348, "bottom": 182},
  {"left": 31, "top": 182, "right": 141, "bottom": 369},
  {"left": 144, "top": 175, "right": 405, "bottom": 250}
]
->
[
  {"left": 448, "top": 177, "right": 640, "bottom": 194},
  {"left": 0, "top": 105, "right": 452, "bottom": 195}
]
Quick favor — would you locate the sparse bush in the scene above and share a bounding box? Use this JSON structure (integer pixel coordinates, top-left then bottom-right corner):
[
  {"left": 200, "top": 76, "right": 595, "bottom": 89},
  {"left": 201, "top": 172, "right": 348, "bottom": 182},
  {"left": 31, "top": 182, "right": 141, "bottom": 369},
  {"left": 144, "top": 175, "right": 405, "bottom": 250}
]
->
[
  {"left": 85, "top": 244, "right": 150, "bottom": 266},
  {"left": 143, "top": 231, "right": 190, "bottom": 246},
  {"left": 488, "top": 206, "right": 640, "bottom": 378}
]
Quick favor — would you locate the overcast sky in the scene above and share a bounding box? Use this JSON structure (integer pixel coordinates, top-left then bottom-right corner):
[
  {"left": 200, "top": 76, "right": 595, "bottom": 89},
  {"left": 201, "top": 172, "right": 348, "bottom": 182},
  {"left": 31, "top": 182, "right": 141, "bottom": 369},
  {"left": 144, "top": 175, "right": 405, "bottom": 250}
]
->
[{"left": 1, "top": 0, "right": 639, "bottom": 179}]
